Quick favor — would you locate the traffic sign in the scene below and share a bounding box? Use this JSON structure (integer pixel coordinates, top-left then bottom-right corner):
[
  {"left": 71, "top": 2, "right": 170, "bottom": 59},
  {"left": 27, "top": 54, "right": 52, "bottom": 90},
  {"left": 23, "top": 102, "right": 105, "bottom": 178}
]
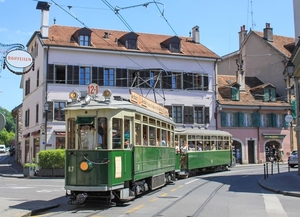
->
[
  {"left": 285, "top": 114, "right": 293, "bottom": 123},
  {"left": 87, "top": 83, "right": 99, "bottom": 96}
]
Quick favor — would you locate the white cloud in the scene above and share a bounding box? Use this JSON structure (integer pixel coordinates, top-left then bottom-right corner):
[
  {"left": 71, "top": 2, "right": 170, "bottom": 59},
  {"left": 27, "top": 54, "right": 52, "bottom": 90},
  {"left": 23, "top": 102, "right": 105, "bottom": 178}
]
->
[
  {"left": 0, "top": 27, "right": 8, "bottom": 32},
  {"left": 15, "top": 30, "right": 33, "bottom": 36},
  {"left": 0, "top": 0, "right": 4, "bottom": 3}
]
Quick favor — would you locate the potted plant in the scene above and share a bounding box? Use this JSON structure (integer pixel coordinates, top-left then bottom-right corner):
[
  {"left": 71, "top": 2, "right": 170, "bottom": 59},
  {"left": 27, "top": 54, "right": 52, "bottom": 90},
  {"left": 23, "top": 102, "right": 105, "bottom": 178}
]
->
[
  {"left": 23, "top": 158, "right": 38, "bottom": 177},
  {"left": 37, "top": 149, "right": 65, "bottom": 177}
]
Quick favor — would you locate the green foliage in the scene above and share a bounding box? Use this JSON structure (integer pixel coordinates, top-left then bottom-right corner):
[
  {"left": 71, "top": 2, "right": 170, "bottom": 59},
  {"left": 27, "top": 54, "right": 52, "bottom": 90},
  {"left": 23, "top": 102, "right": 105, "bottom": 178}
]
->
[
  {"left": 38, "top": 149, "right": 65, "bottom": 169},
  {"left": 0, "top": 128, "right": 15, "bottom": 145},
  {"left": 0, "top": 107, "right": 16, "bottom": 132},
  {"left": 24, "top": 158, "right": 38, "bottom": 169}
]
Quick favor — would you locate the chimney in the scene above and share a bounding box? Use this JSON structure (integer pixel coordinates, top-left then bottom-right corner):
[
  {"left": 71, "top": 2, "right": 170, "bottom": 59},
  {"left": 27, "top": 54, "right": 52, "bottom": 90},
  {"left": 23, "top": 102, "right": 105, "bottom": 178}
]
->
[
  {"left": 263, "top": 23, "right": 273, "bottom": 42},
  {"left": 36, "top": 1, "right": 50, "bottom": 39},
  {"left": 238, "top": 25, "right": 247, "bottom": 48},
  {"left": 192, "top": 26, "right": 200, "bottom": 44},
  {"left": 235, "top": 58, "right": 245, "bottom": 91}
]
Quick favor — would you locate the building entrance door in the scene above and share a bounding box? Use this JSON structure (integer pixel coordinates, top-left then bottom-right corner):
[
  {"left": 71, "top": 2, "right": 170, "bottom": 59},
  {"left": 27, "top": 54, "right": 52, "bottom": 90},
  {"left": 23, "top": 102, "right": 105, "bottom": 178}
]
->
[{"left": 248, "top": 140, "right": 255, "bottom": 164}]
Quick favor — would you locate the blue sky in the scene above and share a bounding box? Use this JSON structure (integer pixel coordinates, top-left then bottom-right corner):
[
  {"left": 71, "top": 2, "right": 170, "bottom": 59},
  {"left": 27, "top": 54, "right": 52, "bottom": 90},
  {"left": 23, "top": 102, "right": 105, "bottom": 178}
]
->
[{"left": 0, "top": 0, "right": 295, "bottom": 112}]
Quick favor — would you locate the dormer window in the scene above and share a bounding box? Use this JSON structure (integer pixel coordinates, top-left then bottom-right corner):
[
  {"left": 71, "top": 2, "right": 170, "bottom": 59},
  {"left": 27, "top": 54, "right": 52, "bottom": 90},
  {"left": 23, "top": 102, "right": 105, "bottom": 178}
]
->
[
  {"left": 72, "top": 27, "right": 92, "bottom": 47},
  {"left": 126, "top": 38, "right": 137, "bottom": 49},
  {"left": 79, "top": 35, "right": 90, "bottom": 46},
  {"left": 170, "top": 42, "right": 180, "bottom": 53},
  {"left": 264, "top": 88, "right": 276, "bottom": 102},
  {"left": 231, "top": 86, "right": 240, "bottom": 101},
  {"left": 161, "top": 36, "right": 181, "bottom": 53}
]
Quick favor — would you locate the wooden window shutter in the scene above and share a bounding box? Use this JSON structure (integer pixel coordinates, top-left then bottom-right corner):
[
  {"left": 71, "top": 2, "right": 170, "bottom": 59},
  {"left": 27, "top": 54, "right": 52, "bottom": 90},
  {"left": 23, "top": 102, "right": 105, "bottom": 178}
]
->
[
  {"left": 221, "top": 112, "right": 226, "bottom": 127},
  {"left": 164, "top": 105, "right": 172, "bottom": 118},
  {"left": 116, "top": 68, "right": 127, "bottom": 87},
  {"left": 47, "top": 64, "right": 54, "bottom": 83},
  {"left": 184, "top": 106, "right": 193, "bottom": 124},
  {"left": 162, "top": 72, "right": 172, "bottom": 89},
  {"left": 47, "top": 101, "right": 54, "bottom": 122},
  {"left": 183, "top": 73, "right": 192, "bottom": 89},
  {"left": 204, "top": 107, "right": 210, "bottom": 124},
  {"left": 67, "top": 65, "right": 73, "bottom": 84},
  {"left": 73, "top": 66, "right": 79, "bottom": 85},
  {"left": 92, "top": 67, "right": 98, "bottom": 84},
  {"left": 270, "top": 89, "right": 276, "bottom": 101},
  {"left": 252, "top": 112, "right": 260, "bottom": 127}
]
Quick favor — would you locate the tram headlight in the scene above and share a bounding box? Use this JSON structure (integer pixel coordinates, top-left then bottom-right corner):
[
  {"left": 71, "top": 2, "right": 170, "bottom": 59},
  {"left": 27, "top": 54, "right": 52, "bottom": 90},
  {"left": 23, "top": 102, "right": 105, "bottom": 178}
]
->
[
  {"left": 79, "top": 161, "right": 93, "bottom": 172},
  {"left": 69, "top": 90, "right": 79, "bottom": 101},
  {"left": 102, "top": 89, "right": 112, "bottom": 100}
]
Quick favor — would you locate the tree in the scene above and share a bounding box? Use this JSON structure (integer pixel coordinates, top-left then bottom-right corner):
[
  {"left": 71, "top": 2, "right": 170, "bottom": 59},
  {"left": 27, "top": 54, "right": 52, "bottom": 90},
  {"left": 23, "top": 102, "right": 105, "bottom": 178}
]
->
[
  {"left": 0, "top": 128, "right": 14, "bottom": 145},
  {"left": 0, "top": 107, "right": 15, "bottom": 132}
]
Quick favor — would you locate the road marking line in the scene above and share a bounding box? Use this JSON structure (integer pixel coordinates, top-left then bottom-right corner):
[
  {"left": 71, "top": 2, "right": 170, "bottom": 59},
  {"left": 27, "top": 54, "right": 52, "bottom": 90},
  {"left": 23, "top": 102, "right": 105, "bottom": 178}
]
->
[
  {"left": 185, "top": 179, "right": 198, "bottom": 185},
  {"left": 126, "top": 204, "right": 145, "bottom": 213},
  {"left": 178, "top": 185, "right": 183, "bottom": 188},
  {"left": 263, "top": 194, "right": 287, "bottom": 217},
  {"left": 171, "top": 188, "right": 176, "bottom": 192},
  {"left": 150, "top": 198, "right": 158, "bottom": 202},
  {"left": 160, "top": 193, "right": 168, "bottom": 197}
]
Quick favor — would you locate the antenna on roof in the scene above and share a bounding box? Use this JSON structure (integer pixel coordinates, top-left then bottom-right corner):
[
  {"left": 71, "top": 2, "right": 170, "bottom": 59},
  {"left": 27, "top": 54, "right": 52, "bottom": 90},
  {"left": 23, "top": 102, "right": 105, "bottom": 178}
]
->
[{"left": 250, "top": 0, "right": 255, "bottom": 30}]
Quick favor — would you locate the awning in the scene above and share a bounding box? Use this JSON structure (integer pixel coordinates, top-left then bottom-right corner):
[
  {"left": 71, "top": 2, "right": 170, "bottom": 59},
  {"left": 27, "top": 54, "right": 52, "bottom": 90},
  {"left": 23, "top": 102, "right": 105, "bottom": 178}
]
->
[
  {"left": 23, "top": 133, "right": 30, "bottom": 138},
  {"left": 31, "top": 130, "right": 40, "bottom": 136},
  {"left": 55, "top": 131, "right": 65, "bottom": 136}
]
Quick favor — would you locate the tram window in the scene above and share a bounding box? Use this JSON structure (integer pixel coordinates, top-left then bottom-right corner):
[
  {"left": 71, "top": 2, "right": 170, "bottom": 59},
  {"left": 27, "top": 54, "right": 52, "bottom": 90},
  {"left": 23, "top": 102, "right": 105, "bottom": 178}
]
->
[
  {"left": 135, "top": 114, "right": 141, "bottom": 120},
  {"left": 97, "top": 117, "right": 107, "bottom": 149},
  {"left": 135, "top": 123, "right": 141, "bottom": 146},
  {"left": 156, "top": 129, "right": 161, "bottom": 146},
  {"left": 124, "top": 120, "right": 130, "bottom": 142},
  {"left": 67, "top": 118, "right": 76, "bottom": 149},
  {"left": 112, "top": 118, "right": 122, "bottom": 149},
  {"left": 149, "top": 126, "right": 156, "bottom": 146},
  {"left": 143, "top": 125, "right": 148, "bottom": 146},
  {"left": 161, "top": 129, "right": 166, "bottom": 146},
  {"left": 78, "top": 124, "right": 94, "bottom": 150}
]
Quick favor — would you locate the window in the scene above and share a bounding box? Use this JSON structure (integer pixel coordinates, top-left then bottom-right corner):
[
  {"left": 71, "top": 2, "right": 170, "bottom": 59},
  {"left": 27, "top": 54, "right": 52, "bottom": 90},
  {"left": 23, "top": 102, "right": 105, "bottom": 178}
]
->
[
  {"left": 129, "top": 70, "right": 138, "bottom": 87},
  {"left": 55, "top": 65, "right": 66, "bottom": 84},
  {"left": 264, "top": 88, "right": 276, "bottom": 102},
  {"left": 79, "top": 35, "right": 89, "bottom": 46},
  {"left": 104, "top": 68, "right": 115, "bottom": 86},
  {"left": 194, "top": 74, "right": 208, "bottom": 90},
  {"left": 36, "top": 104, "right": 39, "bottom": 123},
  {"left": 126, "top": 39, "right": 137, "bottom": 49},
  {"left": 244, "top": 113, "right": 252, "bottom": 127},
  {"left": 276, "top": 114, "right": 283, "bottom": 128},
  {"left": 172, "top": 72, "right": 182, "bottom": 89},
  {"left": 231, "top": 87, "right": 240, "bottom": 101},
  {"left": 170, "top": 42, "right": 180, "bottom": 53},
  {"left": 150, "top": 71, "right": 160, "bottom": 88},
  {"left": 36, "top": 70, "right": 39, "bottom": 87},
  {"left": 25, "top": 109, "right": 30, "bottom": 127},
  {"left": 25, "top": 78, "right": 30, "bottom": 96},
  {"left": 172, "top": 106, "right": 183, "bottom": 123},
  {"left": 260, "top": 114, "right": 269, "bottom": 127},
  {"left": 54, "top": 102, "right": 66, "bottom": 121},
  {"left": 194, "top": 106, "right": 204, "bottom": 124},
  {"left": 226, "top": 113, "right": 234, "bottom": 127},
  {"left": 79, "top": 67, "right": 91, "bottom": 85}
]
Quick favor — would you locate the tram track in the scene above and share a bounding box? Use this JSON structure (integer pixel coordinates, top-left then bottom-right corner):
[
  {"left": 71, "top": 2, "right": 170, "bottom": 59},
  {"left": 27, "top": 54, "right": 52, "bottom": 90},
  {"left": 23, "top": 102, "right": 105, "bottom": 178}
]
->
[{"left": 151, "top": 175, "right": 237, "bottom": 217}]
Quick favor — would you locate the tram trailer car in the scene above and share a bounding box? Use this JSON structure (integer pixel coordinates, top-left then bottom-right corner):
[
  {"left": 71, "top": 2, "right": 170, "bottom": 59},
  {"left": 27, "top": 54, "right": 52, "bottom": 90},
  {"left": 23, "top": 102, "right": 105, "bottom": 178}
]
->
[
  {"left": 175, "top": 129, "right": 234, "bottom": 178},
  {"left": 64, "top": 88, "right": 177, "bottom": 205}
]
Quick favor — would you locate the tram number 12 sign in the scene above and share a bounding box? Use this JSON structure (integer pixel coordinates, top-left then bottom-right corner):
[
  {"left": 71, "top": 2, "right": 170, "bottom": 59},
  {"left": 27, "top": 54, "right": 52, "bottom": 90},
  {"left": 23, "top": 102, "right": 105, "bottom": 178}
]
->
[{"left": 87, "top": 83, "right": 99, "bottom": 96}]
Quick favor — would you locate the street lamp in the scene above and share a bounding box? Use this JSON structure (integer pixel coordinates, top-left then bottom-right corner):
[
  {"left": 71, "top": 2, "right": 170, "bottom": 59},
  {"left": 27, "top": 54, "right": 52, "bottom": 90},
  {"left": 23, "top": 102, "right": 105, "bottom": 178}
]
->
[{"left": 286, "top": 61, "right": 295, "bottom": 77}]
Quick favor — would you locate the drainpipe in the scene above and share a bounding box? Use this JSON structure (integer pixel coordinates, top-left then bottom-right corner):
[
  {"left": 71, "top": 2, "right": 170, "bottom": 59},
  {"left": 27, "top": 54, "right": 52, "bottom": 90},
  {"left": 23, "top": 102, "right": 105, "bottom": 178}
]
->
[
  {"left": 44, "top": 46, "right": 49, "bottom": 149},
  {"left": 257, "top": 106, "right": 262, "bottom": 163}
]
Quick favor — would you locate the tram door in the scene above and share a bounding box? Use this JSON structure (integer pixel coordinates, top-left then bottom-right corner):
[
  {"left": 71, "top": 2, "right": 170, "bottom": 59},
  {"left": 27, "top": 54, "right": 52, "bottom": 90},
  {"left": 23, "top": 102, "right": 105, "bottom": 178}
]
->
[{"left": 248, "top": 140, "right": 255, "bottom": 164}]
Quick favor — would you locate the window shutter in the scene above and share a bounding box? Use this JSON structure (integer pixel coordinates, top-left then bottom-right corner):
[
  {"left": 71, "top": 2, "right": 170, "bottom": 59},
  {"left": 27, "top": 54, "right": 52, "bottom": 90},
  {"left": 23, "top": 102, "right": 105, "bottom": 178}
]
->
[
  {"left": 203, "top": 75, "right": 209, "bottom": 91},
  {"left": 231, "top": 88, "right": 240, "bottom": 101},
  {"left": 234, "top": 113, "right": 239, "bottom": 127},
  {"left": 221, "top": 112, "right": 226, "bottom": 127},
  {"left": 73, "top": 66, "right": 79, "bottom": 85},
  {"left": 271, "top": 113, "right": 276, "bottom": 127},
  {"left": 116, "top": 68, "right": 127, "bottom": 87},
  {"left": 183, "top": 73, "right": 192, "bottom": 89},
  {"left": 292, "top": 100, "right": 296, "bottom": 118},
  {"left": 184, "top": 106, "right": 194, "bottom": 124},
  {"left": 164, "top": 105, "right": 172, "bottom": 118},
  {"left": 47, "top": 101, "right": 54, "bottom": 122},
  {"left": 252, "top": 112, "right": 260, "bottom": 127},
  {"left": 204, "top": 107, "right": 210, "bottom": 124},
  {"left": 47, "top": 64, "right": 54, "bottom": 83},
  {"left": 139, "top": 70, "right": 148, "bottom": 88},
  {"left": 239, "top": 112, "right": 244, "bottom": 127},
  {"left": 270, "top": 89, "right": 276, "bottom": 101},
  {"left": 67, "top": 65, "right": 73, "bottom": 84},
  {"left": 92, "top": 67, "right": 98, "bottom": 84},
  {"left": 162, "top": 72, "right": 172, "bottom": 89},
  {"left": 263, "top": 89, "right": 269, "bottom": 102}
]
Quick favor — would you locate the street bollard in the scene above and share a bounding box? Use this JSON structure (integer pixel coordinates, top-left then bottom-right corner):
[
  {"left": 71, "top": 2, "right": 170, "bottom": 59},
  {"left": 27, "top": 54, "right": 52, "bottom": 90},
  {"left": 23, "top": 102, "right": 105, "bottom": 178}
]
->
[
  {"left": 271, "top": 161, "right": 273, "bottom": 175},
  {"left": 264, "top": 164, "right": 266, "bottom": 179},
  {"left": 277, "top": 161, "right": 280, "bottom": 174},
  {"left": 288, "top": 165, "right": 290, "bottom": 172},
  {"left": 266, "top": 162, "right": 269, "bottom": 178}
]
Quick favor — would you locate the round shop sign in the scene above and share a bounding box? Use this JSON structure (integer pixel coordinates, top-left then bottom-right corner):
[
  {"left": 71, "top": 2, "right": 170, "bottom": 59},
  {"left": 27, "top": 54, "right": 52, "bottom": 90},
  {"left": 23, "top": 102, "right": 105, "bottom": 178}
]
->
[
  {"left": 285, "top": 114, "right": 293, "bottom": 123},
  {"left": 5, "top": 50, "right": 33, "bottom": 68}
]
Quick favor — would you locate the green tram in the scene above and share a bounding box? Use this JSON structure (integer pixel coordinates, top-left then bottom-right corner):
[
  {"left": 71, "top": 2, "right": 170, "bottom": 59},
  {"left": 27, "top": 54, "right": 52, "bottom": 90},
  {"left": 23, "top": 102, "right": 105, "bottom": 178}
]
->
[
  {"left": 64, "top": 85, "right": 233, "bottom": 205},
  {"left": 64, "top": 87, "right": 177, "bottom": 205},
  {"left": 175, "top": 128, "right": 233, "bottom": 177}
]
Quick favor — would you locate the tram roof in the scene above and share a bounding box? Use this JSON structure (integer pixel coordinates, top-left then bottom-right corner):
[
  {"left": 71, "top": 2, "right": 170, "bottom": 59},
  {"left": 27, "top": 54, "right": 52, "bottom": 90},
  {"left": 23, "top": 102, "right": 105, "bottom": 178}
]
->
[
  {"left": 175, "top": 128, "right": 232, "bottom": 137},
  {"left": 64, "top": 97, "right": 174, "bottom": 124}
]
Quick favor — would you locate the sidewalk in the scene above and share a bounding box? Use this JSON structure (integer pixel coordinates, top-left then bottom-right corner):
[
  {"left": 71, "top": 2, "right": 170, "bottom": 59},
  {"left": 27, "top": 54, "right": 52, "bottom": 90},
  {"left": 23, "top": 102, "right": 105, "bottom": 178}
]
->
[{"left": 1, "top": 157, "right": 300, "bottom": 217}]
